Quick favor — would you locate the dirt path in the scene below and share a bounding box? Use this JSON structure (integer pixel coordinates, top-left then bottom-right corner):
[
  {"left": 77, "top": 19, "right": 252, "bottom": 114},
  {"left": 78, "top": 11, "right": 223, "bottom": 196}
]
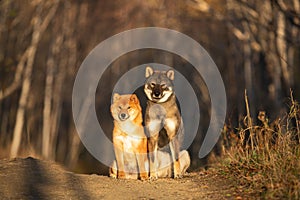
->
[{"left": 0, "top": 157, "right": 247, "bottom": 199}]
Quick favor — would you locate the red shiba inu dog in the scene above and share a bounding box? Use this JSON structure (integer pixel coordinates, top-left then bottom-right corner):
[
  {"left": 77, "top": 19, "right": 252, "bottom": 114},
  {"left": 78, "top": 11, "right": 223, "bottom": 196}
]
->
[{"left": 110, "top": 93, "right": 148, "bottom": 180}]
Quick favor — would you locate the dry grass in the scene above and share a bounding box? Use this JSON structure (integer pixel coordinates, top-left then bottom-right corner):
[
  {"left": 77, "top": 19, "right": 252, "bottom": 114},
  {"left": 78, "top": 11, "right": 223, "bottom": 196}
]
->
[{"left": 220, "top": 91, "right": 300, "bottom": 199}]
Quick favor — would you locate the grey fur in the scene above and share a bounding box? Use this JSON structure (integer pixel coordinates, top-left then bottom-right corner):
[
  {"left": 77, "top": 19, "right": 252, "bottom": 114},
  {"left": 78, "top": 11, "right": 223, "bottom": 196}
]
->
[{"left": 144, "top": 66, "right": 185, "bottom": 179}]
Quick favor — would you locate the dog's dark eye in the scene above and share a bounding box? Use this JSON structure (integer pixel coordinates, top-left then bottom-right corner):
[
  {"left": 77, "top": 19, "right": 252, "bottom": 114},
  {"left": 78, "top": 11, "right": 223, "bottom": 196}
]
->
[
  {"left": 161, "top": 84, "right": 166, "bottom": 88},
  {"left": 151, "top": 83, "right": 156, "bottom": 87},
  {"left": 118, "top": 106, "right": 122, "bottom": 110},
  {"left": 127, "top": 106, "right": 131, "bottom": 109}
]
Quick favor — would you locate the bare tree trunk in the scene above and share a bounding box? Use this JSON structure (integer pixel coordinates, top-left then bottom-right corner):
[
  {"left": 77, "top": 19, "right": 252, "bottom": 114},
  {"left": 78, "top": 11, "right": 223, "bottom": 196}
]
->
[
  {"left": 42, "top": 30, "right": 65, "bottom": 160},
  {"left": 58, "top": 2, "right": 81, "bottom": 167},
  {"left": 68, "top": 87, "right": 92, "bottom": 168},
  {"left": 276, "top": 11, "right": 290, "bottom": 89},
  {"left": 287, "top": 0, "right": 300, "bottom": 88},
  {"left": 256, "top": 1, "right": 282, "bottom": 113},
  {"left": 10, "top": 2, "right": 59, "bottom": 158},
  {"left": 49, "top": 35, "right": 64, "bottom": 160},
  {"left": 241, "top": 16, "right": 257, "bottom": 118},
  {"left": 42, "top": 40, "right": 55, "bottom": 159}
]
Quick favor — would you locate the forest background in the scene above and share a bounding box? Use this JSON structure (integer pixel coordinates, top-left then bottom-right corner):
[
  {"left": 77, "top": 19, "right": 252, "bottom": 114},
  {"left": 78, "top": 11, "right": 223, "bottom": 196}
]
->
[{"left": 0, "top": 0, "right": 299, "bottom": 176}]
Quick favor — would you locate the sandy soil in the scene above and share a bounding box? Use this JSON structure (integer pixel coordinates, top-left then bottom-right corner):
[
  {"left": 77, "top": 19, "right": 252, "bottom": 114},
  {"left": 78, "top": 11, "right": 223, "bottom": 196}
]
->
[{"left": 0, "top": 157, "right": 249, "bottom": 200}]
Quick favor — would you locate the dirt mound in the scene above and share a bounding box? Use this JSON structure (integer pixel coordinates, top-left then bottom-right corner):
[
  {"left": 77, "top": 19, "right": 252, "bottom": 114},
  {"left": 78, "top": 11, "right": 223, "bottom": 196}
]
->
[{"left": 0, "top": 157, "right": 245, "bottom": 199}]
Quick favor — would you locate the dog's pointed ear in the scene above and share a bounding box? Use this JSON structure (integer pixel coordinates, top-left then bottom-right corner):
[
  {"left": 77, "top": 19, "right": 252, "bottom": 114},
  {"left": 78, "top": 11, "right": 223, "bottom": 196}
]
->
[
  {"left": 113, "top": 93, "right": 120, "bottom": 102},
  {"left": 145, "top": 66, "right": 153, "bottom": 78},
  {"left": 166, "top": 69, "right": 174, "bottom": 80},
  {"left": 130, "top": 94, "right": 139, "bottom": 104}
]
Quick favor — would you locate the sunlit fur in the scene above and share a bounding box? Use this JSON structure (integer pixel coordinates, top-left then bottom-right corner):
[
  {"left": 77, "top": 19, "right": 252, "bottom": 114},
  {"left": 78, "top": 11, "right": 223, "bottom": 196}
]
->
[
  {"left": 144, "top": 84, "right": 173, "bottom": 103},
  {"left": 144, "top": 66, "right": 185, "bottom": 179},
  {"left": 110, "top": 93, "right": 148, "bottom": 180},
  {"left": 110, "top": 150, "right": 190, "bottom": 178},
  {"left": 144, "top": 66, "right": 175, "bottom": 104}
]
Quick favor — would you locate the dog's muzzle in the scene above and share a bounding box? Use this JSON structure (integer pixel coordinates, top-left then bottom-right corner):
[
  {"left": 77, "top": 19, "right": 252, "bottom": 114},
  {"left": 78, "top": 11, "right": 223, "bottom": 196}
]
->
[
  {"left": 152, "top": 85, "right": 162, "bottom": 98},
  {"left": 118, "top": 113, "right": 129, "bottom": 121},
  {"left": 153, "top": 91, "right": 160, "bottom": 98}
]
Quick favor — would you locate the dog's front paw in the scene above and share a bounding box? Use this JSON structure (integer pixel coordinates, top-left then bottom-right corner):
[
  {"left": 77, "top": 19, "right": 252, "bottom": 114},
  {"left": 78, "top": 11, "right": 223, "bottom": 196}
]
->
[
  {"left": 117, "top": 170, "right": 126, "bottom": 179},
  {"left": 174, "top": 173, "right": 183, "bottom": 179},
  {"left": 174, "top": 161, "right": 182, "bottom": 179},
  {"left": 149, "top": 176, "right": 158, "bottom": 181},
  {"left": 149, "top": 172, "right": 158, "bottom": 181},
  {"left": 110, "top": 173, "right": 117, "bottom": 179},
  {"left": 140, "top": 172, "right": 149, "bottom": 181},
  {"left": 140, "top": 176, "right": 149, "bottom": 181}
]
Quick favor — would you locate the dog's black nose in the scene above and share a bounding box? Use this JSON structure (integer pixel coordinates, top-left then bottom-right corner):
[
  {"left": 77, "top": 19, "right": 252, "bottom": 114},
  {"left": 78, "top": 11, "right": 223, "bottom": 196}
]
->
[
  {"left": 120, "top": 113, "right": 126, "bottom": 119},
  {"left": 154, "top": 91, "right": 160, "bottom": 97}
]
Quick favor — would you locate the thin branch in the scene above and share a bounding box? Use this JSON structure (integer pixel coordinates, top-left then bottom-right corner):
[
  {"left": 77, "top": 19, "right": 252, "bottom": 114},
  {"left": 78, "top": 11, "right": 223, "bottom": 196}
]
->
[
  {"left": 0, "top": 50, "right": 28, "bottom": 100},
  {"left": 273, "top": 0, "right": 300, "bottom": 28}
]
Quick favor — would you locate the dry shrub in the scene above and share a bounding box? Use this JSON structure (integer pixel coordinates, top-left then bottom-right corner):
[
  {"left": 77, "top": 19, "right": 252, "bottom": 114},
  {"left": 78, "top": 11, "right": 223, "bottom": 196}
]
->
[{"left": 221, "top": 91, "right": 300, "bottom": 199}]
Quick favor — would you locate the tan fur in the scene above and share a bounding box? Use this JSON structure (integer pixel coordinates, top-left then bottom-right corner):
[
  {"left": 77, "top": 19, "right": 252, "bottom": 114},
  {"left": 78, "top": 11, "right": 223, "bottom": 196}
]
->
[
  {"left": 144, "top": 66, "right": 184, "bottom": 179},
  {"left": 110, "top": 93, "right": 148, "bottom": 180},
  {"left": 110, "top": 150, "right": 190, "bottom": 178}
]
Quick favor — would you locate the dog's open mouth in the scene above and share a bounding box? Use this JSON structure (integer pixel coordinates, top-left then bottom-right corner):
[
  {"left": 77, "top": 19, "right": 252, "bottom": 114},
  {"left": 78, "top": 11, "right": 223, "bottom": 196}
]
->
[
  {"left": 152, "top": 94, "right": 164, "bottom": 100},
  {"left": 152, "top": 96, "right": 161, "bottom": 100},
  {"left": 151, "top": 97, "right": 162, "bottom": 102}
]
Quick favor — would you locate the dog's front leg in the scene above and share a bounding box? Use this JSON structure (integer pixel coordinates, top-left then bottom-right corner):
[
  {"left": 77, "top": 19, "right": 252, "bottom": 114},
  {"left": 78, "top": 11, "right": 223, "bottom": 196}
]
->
[
  {"left": 165, "top": 118, "right": 182, "bottom": 179},
  {"left": 136, "top": 138, "right": 149, "bottom": 180},
  {"left": 136, "top": 154, "right": 149, "bottom": 180},
  {"left": 148, "top": 135, "right": 158, "bottom": 180},
  {"left": 147, "top": 119, "right": 161, "bottom": 180},
  {"left": 114, "top": 141, "right": 126, "bottom": 179},
  {"left": 169, "top": 138, "right": 181, "bottom": 178}
]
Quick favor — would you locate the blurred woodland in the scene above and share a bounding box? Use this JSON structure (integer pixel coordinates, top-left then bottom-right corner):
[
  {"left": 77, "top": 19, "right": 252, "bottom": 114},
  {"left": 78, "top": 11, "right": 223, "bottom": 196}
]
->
[{"left": 0, "top": 0, "right": 299, "bottom": 174}]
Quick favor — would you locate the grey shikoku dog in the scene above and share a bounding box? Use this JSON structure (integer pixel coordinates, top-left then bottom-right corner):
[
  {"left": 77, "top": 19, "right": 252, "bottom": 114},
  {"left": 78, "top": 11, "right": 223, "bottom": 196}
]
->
[{"left": 144, "top": 66, "right": 185, "bottom": 179}]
